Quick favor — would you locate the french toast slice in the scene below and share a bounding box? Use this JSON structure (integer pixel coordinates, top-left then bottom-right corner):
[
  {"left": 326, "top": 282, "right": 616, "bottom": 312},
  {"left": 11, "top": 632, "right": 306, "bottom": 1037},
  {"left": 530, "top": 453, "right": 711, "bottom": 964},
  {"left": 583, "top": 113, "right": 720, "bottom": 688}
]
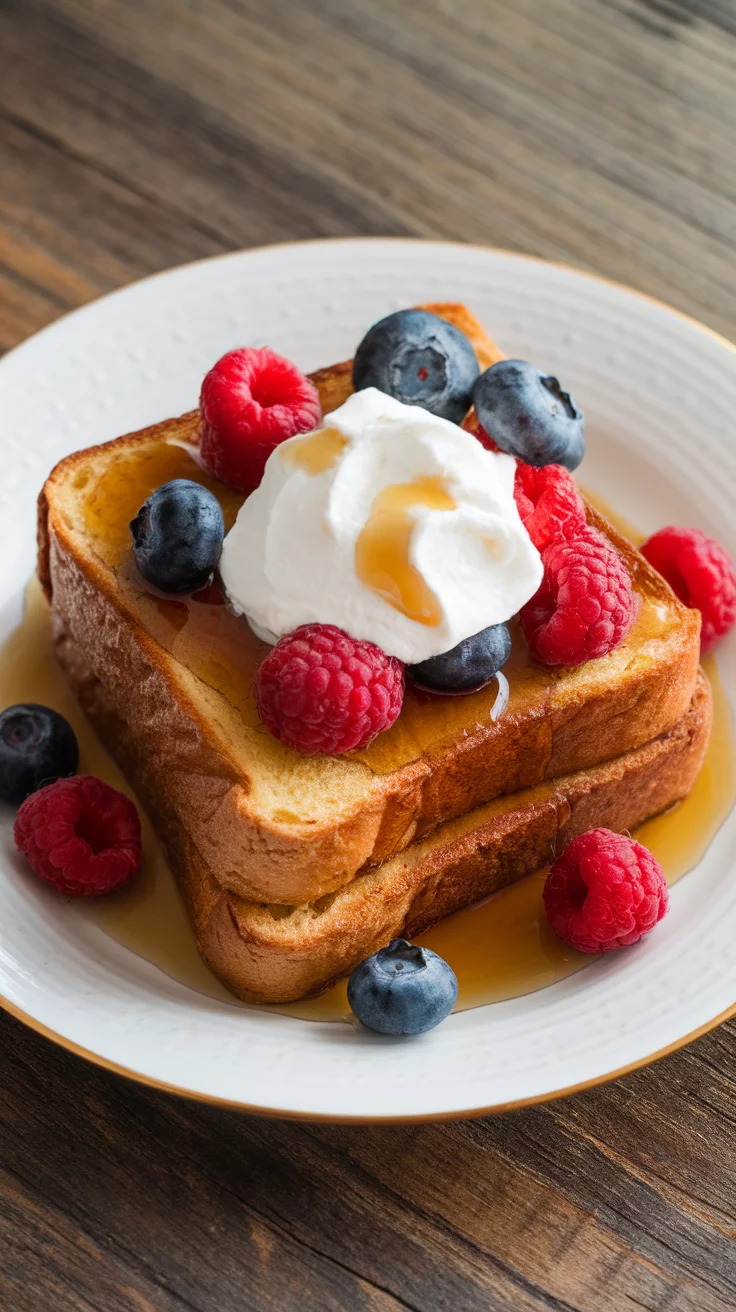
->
[
  {"left": 38, "top": 305, "right": 702, "bottom": 906},
  {"left": 54, "top": 615, "right": 711, "bottom": 1002}
]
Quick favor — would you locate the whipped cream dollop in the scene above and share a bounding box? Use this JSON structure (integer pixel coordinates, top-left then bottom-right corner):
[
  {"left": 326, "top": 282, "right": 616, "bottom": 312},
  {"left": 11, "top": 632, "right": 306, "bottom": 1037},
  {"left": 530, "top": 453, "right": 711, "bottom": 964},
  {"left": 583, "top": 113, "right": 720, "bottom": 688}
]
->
[{"left": 219, "top": 388, "right": 543, "bottom": 664}]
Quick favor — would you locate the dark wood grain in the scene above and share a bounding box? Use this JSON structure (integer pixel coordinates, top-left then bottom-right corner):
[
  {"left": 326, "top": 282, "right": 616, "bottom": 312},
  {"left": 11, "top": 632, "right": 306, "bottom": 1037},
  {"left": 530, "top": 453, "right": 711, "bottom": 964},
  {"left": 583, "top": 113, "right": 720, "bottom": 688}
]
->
[
  {"left": 1, "top": 1009, "right": 735, "bottom": 1312},
  {"left": 1, "top": 1, "right": 735, "bottom": 1308}
]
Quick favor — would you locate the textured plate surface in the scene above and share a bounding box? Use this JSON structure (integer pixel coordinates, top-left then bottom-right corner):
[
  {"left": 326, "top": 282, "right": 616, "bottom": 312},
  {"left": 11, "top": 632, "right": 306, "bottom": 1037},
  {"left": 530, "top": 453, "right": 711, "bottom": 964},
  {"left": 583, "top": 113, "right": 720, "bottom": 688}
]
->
[{"left": 0, "top": 239, "right": 735, "bottom": 1120}]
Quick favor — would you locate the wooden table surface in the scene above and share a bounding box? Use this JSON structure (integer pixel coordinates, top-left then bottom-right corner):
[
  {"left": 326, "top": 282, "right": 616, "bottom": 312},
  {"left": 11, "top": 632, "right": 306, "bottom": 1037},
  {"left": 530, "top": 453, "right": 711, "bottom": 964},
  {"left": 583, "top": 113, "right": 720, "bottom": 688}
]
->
[{"left": 1, "top": 2, "right": 735, "bottom": 1308}]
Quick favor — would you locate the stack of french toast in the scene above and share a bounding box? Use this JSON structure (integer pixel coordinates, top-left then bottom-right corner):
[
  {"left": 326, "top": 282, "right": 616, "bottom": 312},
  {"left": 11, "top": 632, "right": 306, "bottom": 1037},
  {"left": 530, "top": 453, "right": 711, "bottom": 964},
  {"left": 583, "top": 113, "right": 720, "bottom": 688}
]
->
[{"left": 37, "top": 306, "right": 709, "bottom": 1003}]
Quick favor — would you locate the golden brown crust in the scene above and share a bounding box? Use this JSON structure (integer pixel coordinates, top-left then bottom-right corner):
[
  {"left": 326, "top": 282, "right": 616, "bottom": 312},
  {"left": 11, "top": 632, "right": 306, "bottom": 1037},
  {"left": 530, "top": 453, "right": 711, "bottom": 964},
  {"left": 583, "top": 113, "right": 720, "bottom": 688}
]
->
[
  {"left": 55, "top": 618, "right": 711, "bottom": 1002},
  {"left": 197, "top": 672, "right": 712, "bottom": 1002},
  {"left": 38, "top": 304, "right": 703, "bottom": 907}
]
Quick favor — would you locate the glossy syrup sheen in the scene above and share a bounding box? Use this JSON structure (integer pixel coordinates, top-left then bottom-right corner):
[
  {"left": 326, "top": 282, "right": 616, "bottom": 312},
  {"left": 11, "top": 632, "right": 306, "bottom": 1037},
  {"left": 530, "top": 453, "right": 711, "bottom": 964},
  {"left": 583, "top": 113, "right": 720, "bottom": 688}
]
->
[
  {"left": 280, "top": 425, "right": 348, "bottom": 475},
  {"left": 355, "top": 475, "right": 456, "bottom": 626},
  {"left": 2, "top": 576, "right": 734, "bottom": 1023},
  {"left": 74, "top": 441, "right": 675, "bottom": 781},
  {"left": 78, "top": 440, "right": 552, "bottom": 773}
]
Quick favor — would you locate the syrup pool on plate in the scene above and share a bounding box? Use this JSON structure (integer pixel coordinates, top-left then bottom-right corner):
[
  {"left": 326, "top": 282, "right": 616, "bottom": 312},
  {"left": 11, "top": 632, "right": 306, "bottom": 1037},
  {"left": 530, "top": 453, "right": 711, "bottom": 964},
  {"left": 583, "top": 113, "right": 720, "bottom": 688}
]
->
[{"left": 1, "top": 573, "right": 734, "bottom": 1023}]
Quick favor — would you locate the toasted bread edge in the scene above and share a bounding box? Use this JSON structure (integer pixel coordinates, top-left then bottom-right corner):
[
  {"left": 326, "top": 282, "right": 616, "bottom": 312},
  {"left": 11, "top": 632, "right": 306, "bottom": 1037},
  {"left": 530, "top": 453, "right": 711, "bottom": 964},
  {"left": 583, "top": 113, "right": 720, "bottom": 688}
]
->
[{"left": 54, "top": 610, "right": 711, "bottom": 1003}]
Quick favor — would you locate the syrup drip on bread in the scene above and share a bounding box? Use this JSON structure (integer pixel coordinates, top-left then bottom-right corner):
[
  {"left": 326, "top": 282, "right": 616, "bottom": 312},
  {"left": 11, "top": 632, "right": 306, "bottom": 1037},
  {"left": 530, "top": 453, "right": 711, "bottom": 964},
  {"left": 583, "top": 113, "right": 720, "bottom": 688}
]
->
[
  {"left": 72, "top": 437, "right": 684, "bottom": 787},
  {"left": 355, "top": 475, "right": 456, "bottom": 627},
  {"left": 1, "top": 576, "right": 733, "bottom": 1022}
]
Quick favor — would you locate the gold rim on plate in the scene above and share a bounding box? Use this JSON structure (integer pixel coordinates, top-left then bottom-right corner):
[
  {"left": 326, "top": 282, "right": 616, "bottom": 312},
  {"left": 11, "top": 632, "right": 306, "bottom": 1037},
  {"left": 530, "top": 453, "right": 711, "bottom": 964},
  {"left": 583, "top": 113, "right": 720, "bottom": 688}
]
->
[{"left": 1, "top": 992, "right": 733, "bottom": 1122}]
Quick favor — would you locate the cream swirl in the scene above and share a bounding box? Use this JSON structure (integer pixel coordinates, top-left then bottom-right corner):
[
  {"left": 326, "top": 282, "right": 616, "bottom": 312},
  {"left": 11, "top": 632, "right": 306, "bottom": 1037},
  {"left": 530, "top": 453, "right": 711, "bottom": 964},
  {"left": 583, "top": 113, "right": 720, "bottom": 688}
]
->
[{"left": 219, "top": 388, "right": 542, "bottom": 663}]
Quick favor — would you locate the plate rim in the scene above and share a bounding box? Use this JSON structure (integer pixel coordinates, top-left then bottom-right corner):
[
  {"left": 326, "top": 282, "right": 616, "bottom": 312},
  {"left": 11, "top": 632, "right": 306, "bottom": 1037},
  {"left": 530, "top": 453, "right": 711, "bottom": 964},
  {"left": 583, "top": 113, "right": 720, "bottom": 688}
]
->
[
  {"left": 1, "top": 989, "right": 734, "bottom": 1122},
  {"left": 1, "top": 236, "right": 735, "bottom": 1120}
]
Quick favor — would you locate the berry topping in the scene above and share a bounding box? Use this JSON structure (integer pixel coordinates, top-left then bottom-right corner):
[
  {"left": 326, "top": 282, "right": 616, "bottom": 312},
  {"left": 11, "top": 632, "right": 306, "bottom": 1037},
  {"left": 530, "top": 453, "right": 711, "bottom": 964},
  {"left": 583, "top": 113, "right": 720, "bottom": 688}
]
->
[
  {"left": 0, "top": 704, "right": 79, "bottom": 806},
  {"left": 14, "top": 775, "right": 142, "bottom": 898},
  {"left": 473, "top": 360, "right": 585, "bottom": 470},
  {"left": 514, "top": 462, "right": 586, "bottom": 553},
  {"left": 130, "top": 479, "right": 225, "bottom": 595},
  {"left": 641, "top": 526, "right": 736, "bottom": 655},
  {"left": 352, "top": 309, "right": 479, "bottom": 425},
  {"left": 255, "top": 624, "right": 404, "bottom": 754},
  {"left": 347, "top": 938, "right": 458, "bottom": 1034},
  {"left": 200, "top": 346, "right": 321, "bottom": 493},
  {"left": 543, "top": 828, "right": 668, "bottom": 953},
  {"left": 408, "top": 623, "right": 511, "bottom": 695},
  {"left": 521, "top": 527, "right": 637, "bottom": 666}
]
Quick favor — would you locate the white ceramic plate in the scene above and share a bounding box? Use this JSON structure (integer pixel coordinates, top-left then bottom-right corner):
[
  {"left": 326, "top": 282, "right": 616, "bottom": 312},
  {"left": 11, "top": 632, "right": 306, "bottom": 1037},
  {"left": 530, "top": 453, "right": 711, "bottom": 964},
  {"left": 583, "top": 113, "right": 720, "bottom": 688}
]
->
[{"left": 1, "top": 240, "right": 735, "bottom": 1121}]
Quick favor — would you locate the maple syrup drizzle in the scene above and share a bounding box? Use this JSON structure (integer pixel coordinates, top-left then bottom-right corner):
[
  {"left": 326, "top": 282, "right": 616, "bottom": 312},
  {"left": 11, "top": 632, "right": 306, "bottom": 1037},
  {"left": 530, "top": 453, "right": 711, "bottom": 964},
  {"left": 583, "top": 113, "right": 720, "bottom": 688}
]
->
[
  {"left": 67, "top": 445, "right": 679, "bottom": 792},
  {"left": 281, "top": 658, "right": 736, "bottom": 1021},
  {"left": 77, "top": 443, "right": 547, "bottom": 776},
  {"left": 355, "top": 475, "right": 456, "bottom": 626},
  {"left": 582, "top": 487, "right": 644, "bottom": 546},
  {"left": 2, "top": 576, "right": 734, "bottom": 1023},
  {"left": 0, "top": 578, "right": 236, "bottom": 1004},
  {"left": 279, "top": 426, "right": 348, "bottom": 475}
]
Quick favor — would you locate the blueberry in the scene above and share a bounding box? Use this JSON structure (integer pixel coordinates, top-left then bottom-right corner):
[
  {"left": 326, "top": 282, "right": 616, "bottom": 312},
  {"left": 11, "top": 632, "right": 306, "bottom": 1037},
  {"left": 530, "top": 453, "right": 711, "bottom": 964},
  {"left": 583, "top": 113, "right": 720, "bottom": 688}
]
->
[
  {"left": 347, "top": 938, "right": 458, "bottom": 1035},
  {"left": 0, "top": 704, "right": 79, "bottom": 805},
  {"left": 473, "top": 360, "right": 585, "bottom": 470},
  {"left": 130, "top": 479, "right": 225, "bottom": 594},
  {"left": 353, "top": 309, "right": 479, "bottom": 424},
  {"left": 408, "top": 623, "right": 511, "bottom": 695}
]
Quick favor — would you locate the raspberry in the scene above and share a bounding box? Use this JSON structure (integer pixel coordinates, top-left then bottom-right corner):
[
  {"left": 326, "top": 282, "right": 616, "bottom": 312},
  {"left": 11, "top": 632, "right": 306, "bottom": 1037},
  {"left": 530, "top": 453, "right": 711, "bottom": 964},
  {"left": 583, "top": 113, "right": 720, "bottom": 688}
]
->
[
  {"left": 543, "top": 828, "right": 668, "bottom": 953},
  {"left": 521, "top": 526, "right": 637, "bottom": 666},
  {"left": 463, "top": 415, "right": 587, "bottom": 554},
  {"left": 255, "top": 624, "right": 404, "bottom": 754},
  {"left": 14, "top": 776, "right": 142, "bottom": 897},
  {"left": 641, "top": 526, "right": 736, "bottom": 655},
  {"left": 200, "top": 346, "right": 321, "bottom": 494},
  {"left": 461, "top": 410, "right": 499, "bottom": 452},
  {"left": 514, "top": 463, "right": 586, "bottom": 552}
]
